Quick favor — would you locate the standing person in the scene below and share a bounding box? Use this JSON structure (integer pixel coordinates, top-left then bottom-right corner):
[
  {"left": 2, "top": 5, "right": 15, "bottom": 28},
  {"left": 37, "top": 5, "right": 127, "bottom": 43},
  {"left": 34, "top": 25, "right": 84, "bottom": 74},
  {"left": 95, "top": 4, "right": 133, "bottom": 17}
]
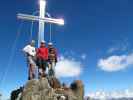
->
[
  {"left": 22, "top": 40, "right": 36, "bottom": 80},
  {"left": 48, "top": 42, "right": 57, "bottom": 77},
  {"left": 36, "top": 40, "right": 48, "bottom": 78}
]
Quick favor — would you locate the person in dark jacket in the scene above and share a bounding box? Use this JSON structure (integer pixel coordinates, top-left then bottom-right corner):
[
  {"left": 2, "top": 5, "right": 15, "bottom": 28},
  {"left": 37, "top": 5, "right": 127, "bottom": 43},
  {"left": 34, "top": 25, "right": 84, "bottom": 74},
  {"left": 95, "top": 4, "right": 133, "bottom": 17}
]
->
[{"left": 48, "top": 42, "right": 57, "bottom": 77}]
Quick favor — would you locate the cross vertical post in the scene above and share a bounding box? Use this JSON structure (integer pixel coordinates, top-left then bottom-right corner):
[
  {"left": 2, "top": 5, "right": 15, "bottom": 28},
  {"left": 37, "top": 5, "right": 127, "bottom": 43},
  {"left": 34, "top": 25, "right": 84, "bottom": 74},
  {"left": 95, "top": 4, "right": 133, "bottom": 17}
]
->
[{"left": 38, "top": 0, "right": 46, "bottom": 47}]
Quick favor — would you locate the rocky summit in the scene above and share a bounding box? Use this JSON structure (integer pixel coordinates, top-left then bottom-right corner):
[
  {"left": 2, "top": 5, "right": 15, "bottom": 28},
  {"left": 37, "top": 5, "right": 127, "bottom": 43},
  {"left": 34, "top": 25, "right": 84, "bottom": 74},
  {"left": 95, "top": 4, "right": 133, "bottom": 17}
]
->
[{"left": 10, "top": 77, "right": 84, "bottom": 100}]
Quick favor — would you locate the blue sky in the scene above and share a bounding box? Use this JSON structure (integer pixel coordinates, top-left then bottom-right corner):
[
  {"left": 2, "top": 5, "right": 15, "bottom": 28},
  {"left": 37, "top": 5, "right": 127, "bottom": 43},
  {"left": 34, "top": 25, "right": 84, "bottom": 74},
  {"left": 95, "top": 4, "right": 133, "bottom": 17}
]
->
[{"left": 0, "top": 0, "right": 133, "bottom": 99}]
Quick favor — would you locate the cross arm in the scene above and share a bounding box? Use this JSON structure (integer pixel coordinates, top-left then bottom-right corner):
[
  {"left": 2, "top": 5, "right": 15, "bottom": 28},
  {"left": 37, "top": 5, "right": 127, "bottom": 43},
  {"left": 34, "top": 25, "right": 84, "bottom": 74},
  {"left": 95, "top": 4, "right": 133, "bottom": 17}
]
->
[{"left": 17, "top": 13, "right": 64, "bottom": 25}]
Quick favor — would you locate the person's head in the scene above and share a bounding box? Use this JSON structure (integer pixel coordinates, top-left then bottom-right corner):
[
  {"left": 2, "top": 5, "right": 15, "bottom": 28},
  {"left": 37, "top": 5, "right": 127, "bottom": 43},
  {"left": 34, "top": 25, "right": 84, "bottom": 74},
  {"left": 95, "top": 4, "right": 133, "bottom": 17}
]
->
[
  {"left": 40, "top": 40, "right": 46, "bottom": 47},
  {"left": 48, "top": 42, "right": 53, "bottom": 48},
  {"left": 30, "top": 40, "right": 35, "bottom": 47}
]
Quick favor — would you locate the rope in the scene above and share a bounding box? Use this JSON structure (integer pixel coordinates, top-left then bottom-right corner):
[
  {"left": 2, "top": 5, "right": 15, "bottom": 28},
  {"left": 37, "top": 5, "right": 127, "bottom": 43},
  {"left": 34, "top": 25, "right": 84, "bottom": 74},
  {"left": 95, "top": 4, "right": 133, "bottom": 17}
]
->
[
  {"left": 30, "top": 21, "right": 34, "bottom": 41},
  {"left": 30, "top": 11, "right": 39, "bottom": 42},
  {"left": 46, "top": 13, "right": 53, "bottom": 42},
  {"left": 0, "top": 21, "right": 24, "bottom": 89},
  {"left": 49, "top": 24, "right": 52, "bottom": 42}
]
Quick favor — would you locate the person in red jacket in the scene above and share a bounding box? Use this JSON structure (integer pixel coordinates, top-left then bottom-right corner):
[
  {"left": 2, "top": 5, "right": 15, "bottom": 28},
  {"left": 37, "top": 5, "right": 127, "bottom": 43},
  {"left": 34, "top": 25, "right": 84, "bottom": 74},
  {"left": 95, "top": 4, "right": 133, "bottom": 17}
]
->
[{"left": 36, "top": 40, "right": 48, "bottom": 78}]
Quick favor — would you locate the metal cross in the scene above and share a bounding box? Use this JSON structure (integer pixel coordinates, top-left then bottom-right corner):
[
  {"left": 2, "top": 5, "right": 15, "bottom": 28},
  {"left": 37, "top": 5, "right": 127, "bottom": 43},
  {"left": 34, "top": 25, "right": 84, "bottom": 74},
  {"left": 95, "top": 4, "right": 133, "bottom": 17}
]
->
[{"left": 17, "top": 0, "right": 64, "bottom": 47}]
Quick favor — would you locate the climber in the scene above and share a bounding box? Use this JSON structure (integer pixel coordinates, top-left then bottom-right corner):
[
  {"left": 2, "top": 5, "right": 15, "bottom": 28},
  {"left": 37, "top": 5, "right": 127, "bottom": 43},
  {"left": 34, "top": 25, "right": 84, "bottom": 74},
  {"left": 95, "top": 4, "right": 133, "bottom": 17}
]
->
[
  {"left": 36, "top": 40, "right": 48, "bottom": 78},
  {"left": 22, "top": 40, "right": 36, "bottom": 80},
  {"left": 47, "top": 42, "right": 58, "bottom": 77}
]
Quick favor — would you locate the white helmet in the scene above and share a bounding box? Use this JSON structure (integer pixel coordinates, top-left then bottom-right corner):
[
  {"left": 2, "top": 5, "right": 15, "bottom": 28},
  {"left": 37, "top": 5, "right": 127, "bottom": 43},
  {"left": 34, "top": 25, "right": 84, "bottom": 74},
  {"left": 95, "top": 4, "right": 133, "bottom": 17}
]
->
[
  {"left": 48, "top": 42, "right": 53, "bottom": 45},
  {"left": 41, "top": 40, "right": 46, "bottom": 43},
  {"left": 31, "top": 40, "right": 35, "bottom": 44}
]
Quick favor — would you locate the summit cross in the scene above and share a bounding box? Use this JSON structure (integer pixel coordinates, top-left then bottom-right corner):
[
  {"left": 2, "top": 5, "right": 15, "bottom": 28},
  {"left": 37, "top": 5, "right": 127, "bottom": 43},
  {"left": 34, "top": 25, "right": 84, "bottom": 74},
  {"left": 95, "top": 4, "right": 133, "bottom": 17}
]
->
[{"left": 17, "top": 0, "right": 64, "bottom": 46}]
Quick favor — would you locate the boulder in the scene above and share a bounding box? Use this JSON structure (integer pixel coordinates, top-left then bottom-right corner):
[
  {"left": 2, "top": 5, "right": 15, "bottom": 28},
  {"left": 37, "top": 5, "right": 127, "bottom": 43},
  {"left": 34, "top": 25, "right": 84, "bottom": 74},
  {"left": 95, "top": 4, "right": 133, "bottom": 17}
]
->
[
  {"left": 48, "top": 77, "right": 61, "bottom": 89},
  {"left": 11, "top": 87, "right": 23, "bottom": 100},
  {"left": 70, "top": 80, "right": 84, "bottom": 100},
  {"left": 11, "top": 78, "right": 84, "bottom": 100}
]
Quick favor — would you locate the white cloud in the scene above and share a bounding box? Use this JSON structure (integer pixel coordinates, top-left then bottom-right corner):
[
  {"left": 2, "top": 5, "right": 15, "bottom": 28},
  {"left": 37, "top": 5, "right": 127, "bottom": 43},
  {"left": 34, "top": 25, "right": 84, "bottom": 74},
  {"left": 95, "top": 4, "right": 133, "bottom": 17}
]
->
[
  {"left": 81, "top": 54, "right": 87, "bottom": 60},
  {"left": 107, "top": 39, "right": 130, "bottom": 54},
  {"left": 98, "top": 53, "right": 133, "bottom": 72},
  {"left": 55, "top": 56, "right": 83, "bottom": 78},
  {"left": 108, "top": 47, "right": 119, "bottom": 54},
  {"left": 87, "top": 89, "right": 133, "bottom": 99},
  {"left": 107, "top": 46, "right": 128, "bottom": 54}
]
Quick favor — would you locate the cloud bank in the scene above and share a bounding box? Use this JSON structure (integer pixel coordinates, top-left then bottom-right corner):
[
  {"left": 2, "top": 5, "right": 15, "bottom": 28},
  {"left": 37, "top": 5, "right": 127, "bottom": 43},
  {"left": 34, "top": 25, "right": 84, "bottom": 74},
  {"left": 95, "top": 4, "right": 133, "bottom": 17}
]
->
[
  {"left": 55, "top": 56, "right": 83, "bottom": 78},
  {"left": 87, "top": 89, "right": 133, "bottom": 99},
  {"left": 98, "top": 53, "right": 133, "bottom": 72}
]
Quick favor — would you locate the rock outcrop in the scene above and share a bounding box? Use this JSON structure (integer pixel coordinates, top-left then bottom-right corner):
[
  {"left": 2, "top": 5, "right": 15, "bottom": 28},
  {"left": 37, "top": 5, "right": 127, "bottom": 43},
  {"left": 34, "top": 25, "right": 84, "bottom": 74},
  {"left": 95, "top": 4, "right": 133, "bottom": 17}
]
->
[
  {"left": 11, "top": 77, "right": 84, "bottom": 100},
  {"left": 11, "top": 87, "right": 23, "bottom": 100},
  {"left": 70, "top": 80, "right": 84, "bottom": 100}
]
